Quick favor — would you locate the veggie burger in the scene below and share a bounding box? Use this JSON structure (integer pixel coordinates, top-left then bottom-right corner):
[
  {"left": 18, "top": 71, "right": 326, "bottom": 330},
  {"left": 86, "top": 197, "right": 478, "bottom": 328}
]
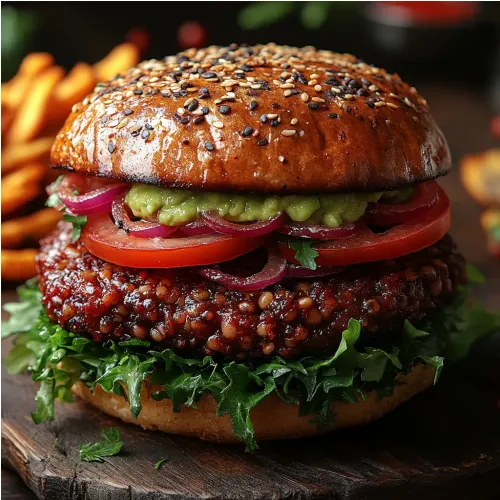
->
[{"left": 8, "top": 44, "right": 477, "bottom": 451}]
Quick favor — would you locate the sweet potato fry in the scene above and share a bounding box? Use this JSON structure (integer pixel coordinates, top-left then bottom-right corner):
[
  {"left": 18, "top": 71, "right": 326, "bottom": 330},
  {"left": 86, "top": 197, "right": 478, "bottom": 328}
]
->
[
  {"left": 2, "top": 52, "right": 55, "bottom": 111},
  {"left": 50, "top": 62, "right": 96, "bottom": 122},
  {"left": 94, "top": 43, "right": 140, "bottom": 82},
  {"left": 1, "top": 136, "right": 53, "bottom": 174},
  {"left": 1, "top": 249, "right": 38, "bottom": 281},
  {"left": 1, "top": 163, "right": 46, "bottom": 215},
  {"left": 5, "top": 65, "right": 65, "bottom": 145},
  {"left": 2, "top": 208, "right": 61, "bottom": 248}
]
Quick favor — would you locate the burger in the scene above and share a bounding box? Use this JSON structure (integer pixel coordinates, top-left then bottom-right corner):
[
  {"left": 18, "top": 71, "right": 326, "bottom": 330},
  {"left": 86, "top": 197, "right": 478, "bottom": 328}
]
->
[{"left": 5, "top": 44, "right": 494, "bottom": 451}]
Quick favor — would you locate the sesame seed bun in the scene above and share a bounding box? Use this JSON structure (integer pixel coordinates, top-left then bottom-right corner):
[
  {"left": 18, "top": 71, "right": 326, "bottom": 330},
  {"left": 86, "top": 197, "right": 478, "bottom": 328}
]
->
[
  {"left": 72, "top": 363, "right": 434, "bottom": 443},
  {"left": 51, "top": 43, "right": 450, "bottom": 194}
]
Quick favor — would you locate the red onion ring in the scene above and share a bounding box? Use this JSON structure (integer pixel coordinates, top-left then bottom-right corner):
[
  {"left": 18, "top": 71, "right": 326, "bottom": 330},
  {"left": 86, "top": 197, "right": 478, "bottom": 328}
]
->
[
  {"left": 111, "top": 197, "right": 177, "bottom": 238},
  {"left": 277, "top": 220, "right": 359, "bottom": 240},
  {"left": 176, "top": 219, "right": 214, "bottom": 236},
  {"left": 197, "top": 247, "right": 287, "bottom": 291},
  {"left": 365, "top": 181, "right": 439, "bottom": 226},
  {"left": 201, "top": 211, "right": 287, "bottom": 237},
  {"left": 286, "top": 264, "right": 346, "bottom": 278},
  {"left": 50, "top": 174, "right": 128, "bottom": 215}
]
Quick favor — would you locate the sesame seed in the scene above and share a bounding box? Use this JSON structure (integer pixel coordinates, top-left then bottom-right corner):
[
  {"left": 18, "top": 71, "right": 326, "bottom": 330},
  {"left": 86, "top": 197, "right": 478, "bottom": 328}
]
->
[
  {"left": 314, "top": 84, "right": 322, "bottom": 92},
  {"left": 204, "top": 141, "right": 215, "bottom": 151},
  {"left": 267, "top": 113, "right": 278, "bottom": 119},
  {"left": 213, "top": 121, "right": 224, "bottom": 129},
  {"left": 241, "top": 126, "right": 254, "bottom": 137},
  {"left": 108, "top": 141, "right": 116, "bottom": 153},
  {"left": 108, "top": 119, "right": 119, "bottom": 127},
  {"left": 331, "top": 87, "right": 342, "bottom": 94},
  {"left": 257, "top": 138, "right": 269, "bottom": 146},
  {"left": 141, "top": 129, "right": 151, "bottom": 140},
  {"left": 328, "top": 112, "right": 339, "bottom": 119},
  {"left": 260, "top": 114, "right": 267, "bottom": 123},
  {"left": 369, "top": 85, "right": 378, "bottom": 92},
  {"left": 269, "top": 118, "right": 280, "bottom": 127},
  {"left": 284, "top": 89, "right": 292, "bottom": 97},
  {"left": 344, "top": 94, "right": 354, "bottom": 100},
  {"left": 374, "top": 101, "right": 385, "bottom": 107},
  {"left": 281, "top": 129, "right": 296, "bottom": 136},
  {"left": 123, "top": 109, "right": 133, "bottom": 116},
  {"left": 310, "top": 73, "right": 319, "bottom": 79},
  {"left": 307, "top": 102, "right": 319, "bottom": 110},
  {"left": 201, "top": 107, "right": 209, "bottom": 115},
  {"left": 249, "top": 100, "right": 258, "bottom": 110},
  {"left": 386, "top": 102, "right": 399, "bottom": 109},
  {"left": 290, "top": 118, "right": 298, "bottom": 125},
  {"left": 301, "top": 93, "right": 309, "bottom": 102},
  {"left": 193, "top": 115, "right": 205, "bottom": 124},
  {"left": 219, "top": 105, "right": 231, "bottom": 114},
  {"left": 117, "top": 117, "right": 129, "bottom": 129},
  {"left": 311, "top": 97, "right": 325, "bottom": 103},
  {"left": 278, "top": 156, "right": 285, "bottom": 162},
  {"left": 280, "top": 83, "right": 295, "bottom": 89},
  {"left": 187, "top": 99, "right": 199, "bottom": 112}
]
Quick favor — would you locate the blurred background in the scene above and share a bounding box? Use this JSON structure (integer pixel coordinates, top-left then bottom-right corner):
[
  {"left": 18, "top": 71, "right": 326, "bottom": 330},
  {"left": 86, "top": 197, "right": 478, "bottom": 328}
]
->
[{"left": 1, "top": 1, "right": 500, "bottom": 301}]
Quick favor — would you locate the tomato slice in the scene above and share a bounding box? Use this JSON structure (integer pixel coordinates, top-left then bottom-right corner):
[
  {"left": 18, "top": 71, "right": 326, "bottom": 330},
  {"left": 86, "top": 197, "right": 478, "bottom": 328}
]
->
[
  {"left": 81, "top": 213, "right": 270, "bottom": 268},
  {"left": 279, "top": 186, "right": 451, "bottom": 267}
]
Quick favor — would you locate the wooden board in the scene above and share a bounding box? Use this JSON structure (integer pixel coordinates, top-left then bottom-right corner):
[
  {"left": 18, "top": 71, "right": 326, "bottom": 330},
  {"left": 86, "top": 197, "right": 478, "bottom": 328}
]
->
[{"left": 2, "top": 339, "right": 500, "bottom": 500}]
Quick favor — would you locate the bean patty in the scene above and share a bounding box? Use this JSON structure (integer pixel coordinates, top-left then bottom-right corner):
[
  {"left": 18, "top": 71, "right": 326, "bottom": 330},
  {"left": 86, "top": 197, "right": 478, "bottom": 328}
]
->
[{"left": 37, "top": 223, "right": 466, "bottom": 360}]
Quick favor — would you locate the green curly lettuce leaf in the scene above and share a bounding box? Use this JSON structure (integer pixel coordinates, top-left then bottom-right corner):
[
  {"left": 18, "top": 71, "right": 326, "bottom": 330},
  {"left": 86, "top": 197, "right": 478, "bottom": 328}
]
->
[{"left": 4, "top": 277, "right": 499, "bottom": 451}]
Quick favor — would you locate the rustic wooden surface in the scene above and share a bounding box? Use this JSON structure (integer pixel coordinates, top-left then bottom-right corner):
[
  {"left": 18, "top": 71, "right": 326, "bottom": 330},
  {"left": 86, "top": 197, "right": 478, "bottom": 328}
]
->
[{"left": 2, "top": 83, "right": 500, "bottom": 499}]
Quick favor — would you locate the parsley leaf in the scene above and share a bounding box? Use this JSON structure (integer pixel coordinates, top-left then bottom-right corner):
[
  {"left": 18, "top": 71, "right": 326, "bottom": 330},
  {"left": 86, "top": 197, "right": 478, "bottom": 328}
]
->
[
  {"left": 79, "top": 427, "right": 123, "bottom": 462},
  {"left": 288, "top": 240, "right": 318, "bottom": 270},
  {"left": 154, "top": 456, "right": 169, "bottom": 470},
  {"left": 63, "top": 214, "right": 87, "bottom": 242},
  {"left": 46, "top": 193, "right": 64, "bottom": 210}
]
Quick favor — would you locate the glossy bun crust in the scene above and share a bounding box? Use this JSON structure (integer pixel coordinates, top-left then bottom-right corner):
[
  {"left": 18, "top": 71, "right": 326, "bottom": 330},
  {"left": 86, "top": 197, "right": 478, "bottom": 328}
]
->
[
  {"left": 73, "top": 364, "right": 434, "bottom": 443},
  {"left": 51, "top": 44, "right": 450, "bottom": 193}
]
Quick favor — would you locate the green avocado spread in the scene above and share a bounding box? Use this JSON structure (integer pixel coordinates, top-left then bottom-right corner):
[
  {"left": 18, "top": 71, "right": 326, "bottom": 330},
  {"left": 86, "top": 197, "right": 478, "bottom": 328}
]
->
[{"left": 124, "top": 184, "right": 412, "bottom": 228}]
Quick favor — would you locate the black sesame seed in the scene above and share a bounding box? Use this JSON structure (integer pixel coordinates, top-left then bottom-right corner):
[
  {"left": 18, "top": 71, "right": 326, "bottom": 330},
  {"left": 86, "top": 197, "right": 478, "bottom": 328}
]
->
[
  {"left": 249, "top": 100, "right": 258, "bottom": 111},
  {"left": 357, "top": 88, "right": 369, "bottom": 97},
  {"left": 241, "top": 126, "right": 254, "bottom": 137},
  {"left": 101, "top": 115, "right": 109, "bottom": 124},
  {"left": 346, "top": 106, "right": 352, "bottom": 113},
  {"left": 366, "top": 101, "right": 375, "bottom": 108},
  {"left": 123, "top": 109, "right": 133, "bottom": 116},
  {"left": 204, "top": 141, "right": 215, "bottom": 151},
  {"left": 131, "top": 127, "right": 142, "bottom": 137},
  {"left": 290, "top": 89, "right": 299, "bottom": 95},
  {"left": 308, "top": 102, "right": 319, "bottom": 110},
  {"left": 328, "top": 113, "right": 339, "bottom": 119},
  {"left": 133, "top": 89, "right": 143, "bottom": 95},
  {"left": 172, "top": 91, "right": 181, "bottom": 98},
  {"left": 160, "top": 91, "right": 170, "bottom": 98},
  {"left": 187, "top": 99, "right": 199, "bottom": 112},
  {"left": 257, "top": 138, "right": 269, "bottom": 147},
  {"left": 198, "top": 87, "right": 210, "bottom": 99},
  {"left": 108, "top": 141, "right": 116, "bottom": 153},
  {"left": 270, "top": 118, "right": 280, "bottom": 127},
  {"left": 145, "top": 123, "right": 153, "bottom": 130},
  {"left": 239, "top": 64, "right": 252, "bottom": 72},
  {"left": 141, "top": 129, "right": 151, "bottom": 140},
  {"left": 201, "top": 71, "right": 217, "bottom": 79},
  {"left": 219, "top": 105, "right": 231, "bottom": 115},
  {"left": 193, "top": 115, "right": 205, "bottom": 125},
  {"left": 260, "top": 114, "right": 267, "bottom": 123},
  {"left": 271, "top": 102, "right": 280, "bottom": 109},
  {"left": 201, "top": 106, "right": 209, "bottom": 115},
  {"left": 182, "top": 139, "right": 190, "bottom": 145}
]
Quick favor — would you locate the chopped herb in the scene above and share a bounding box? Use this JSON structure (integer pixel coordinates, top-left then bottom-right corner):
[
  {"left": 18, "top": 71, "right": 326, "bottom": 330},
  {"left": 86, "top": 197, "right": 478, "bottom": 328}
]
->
[
  {"left": 63, "top": 214, "right": 87, "bottom": 242},
  {"left": 288, "top": 240, "right": 319, "bottom": 270},
  {"left": 155, "top": 456, "right": 169, "bottom": 470},
  {"left": 79, "top": 427, "right": 123, "bottom": 462},
  {"left": 45, "top": 193, "right": 63, "bottom": 210},
  {"left": 466, "top": 264, "right": 485, "bottom": 284}
]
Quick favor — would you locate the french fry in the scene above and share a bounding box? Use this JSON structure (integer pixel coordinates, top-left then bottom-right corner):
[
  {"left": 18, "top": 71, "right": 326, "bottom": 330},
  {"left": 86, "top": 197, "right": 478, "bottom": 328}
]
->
[
  {"left": 1, "top": 103, "right": 14, "bottom": 136},
  {"left": 1, "top": 249, "right": 38, "bottom": 281},
  {"left": 1, "top": 163, "right": 46, "bottom": 215},
  {"left": 2, "top": 208, "right": 61, "bottom": 249},
  {"left": 50, "top": 62, "right": 96, "bottom": 123},
  {"left": 2, "top": 52, "right": 55, "bottom": 111},
  {"left": 5, "top": 65, "right": 65, "bottom": 145},
  {"left": 94, "top": 43, "right": 140, "bottom": 82},
  {"left": 2, "top": 136, "right": 53, "bottom": 174}
]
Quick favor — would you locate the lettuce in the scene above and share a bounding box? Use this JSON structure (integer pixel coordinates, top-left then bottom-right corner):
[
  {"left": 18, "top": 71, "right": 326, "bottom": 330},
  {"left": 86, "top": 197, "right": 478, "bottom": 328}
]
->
[{"left": 4, "top": 275, "right": 498, "bottom": 451}]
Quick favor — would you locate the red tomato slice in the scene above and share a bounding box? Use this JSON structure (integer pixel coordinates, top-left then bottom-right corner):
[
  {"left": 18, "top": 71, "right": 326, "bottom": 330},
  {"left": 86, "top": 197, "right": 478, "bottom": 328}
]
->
[
  {"left": 81, "top": 213, "right": 270, "bottom": 268},
  {"left": 279, "top": 186, "right": 451, "bottom": 267}
]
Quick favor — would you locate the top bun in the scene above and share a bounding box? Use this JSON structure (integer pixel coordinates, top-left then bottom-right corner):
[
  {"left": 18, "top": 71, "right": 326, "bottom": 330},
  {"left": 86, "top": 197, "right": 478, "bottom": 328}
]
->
[{"left": 51, "top": 43, "right": 450, "bottom": 193}]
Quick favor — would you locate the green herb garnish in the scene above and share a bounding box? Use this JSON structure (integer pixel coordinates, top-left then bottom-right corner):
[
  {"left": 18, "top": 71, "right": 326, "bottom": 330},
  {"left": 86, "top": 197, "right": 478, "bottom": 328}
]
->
[
  {"left": 79, "top": 427, "right": 123, "bottom": 462},
  {"left": 288, "top": 240, "right": 319, "bottom": 270},
  {"left": 63, "top": 214, "right": 87, "bottom": 242},
  {"left": 154, "top": 456, "right": 169, "bottom": 470}
]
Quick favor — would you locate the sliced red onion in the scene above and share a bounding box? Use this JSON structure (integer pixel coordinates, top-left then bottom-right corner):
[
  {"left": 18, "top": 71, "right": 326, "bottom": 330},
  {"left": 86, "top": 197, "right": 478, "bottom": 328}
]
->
[
  {"left": 201, "top": 211, "right": 287, "bottom": 237},
  {"left": 52, "top": 174, "right": 128, "bottom": 215},
  {"left": 277, "top": 220, "right": 358, "bottom": 240},
  {"left": 197, "top": 247, "right": 287, "bottom": 291},
  {"left": 111, "top": 197, "right": 177, "bottom": 238},
  {"left": 176, "top": 219, "right": 214, "bottom": 236},
  {"left": 365, "top": 181, "right": 439, "bottom": 226},
  {"left": 286, "top": 264, "right": 346, "bottom": 278}
]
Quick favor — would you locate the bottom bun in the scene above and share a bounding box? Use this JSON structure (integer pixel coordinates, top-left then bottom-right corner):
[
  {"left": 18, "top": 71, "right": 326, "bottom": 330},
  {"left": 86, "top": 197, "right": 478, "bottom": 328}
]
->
[{"left": 73, "top": 364, "right": 434, "bottom": 443}]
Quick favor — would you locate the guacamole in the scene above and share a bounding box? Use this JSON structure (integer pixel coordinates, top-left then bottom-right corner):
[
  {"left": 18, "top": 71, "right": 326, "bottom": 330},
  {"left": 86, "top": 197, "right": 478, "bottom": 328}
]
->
[{"left": 124, "top": 184, "right": 412, "bottom": 228}]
